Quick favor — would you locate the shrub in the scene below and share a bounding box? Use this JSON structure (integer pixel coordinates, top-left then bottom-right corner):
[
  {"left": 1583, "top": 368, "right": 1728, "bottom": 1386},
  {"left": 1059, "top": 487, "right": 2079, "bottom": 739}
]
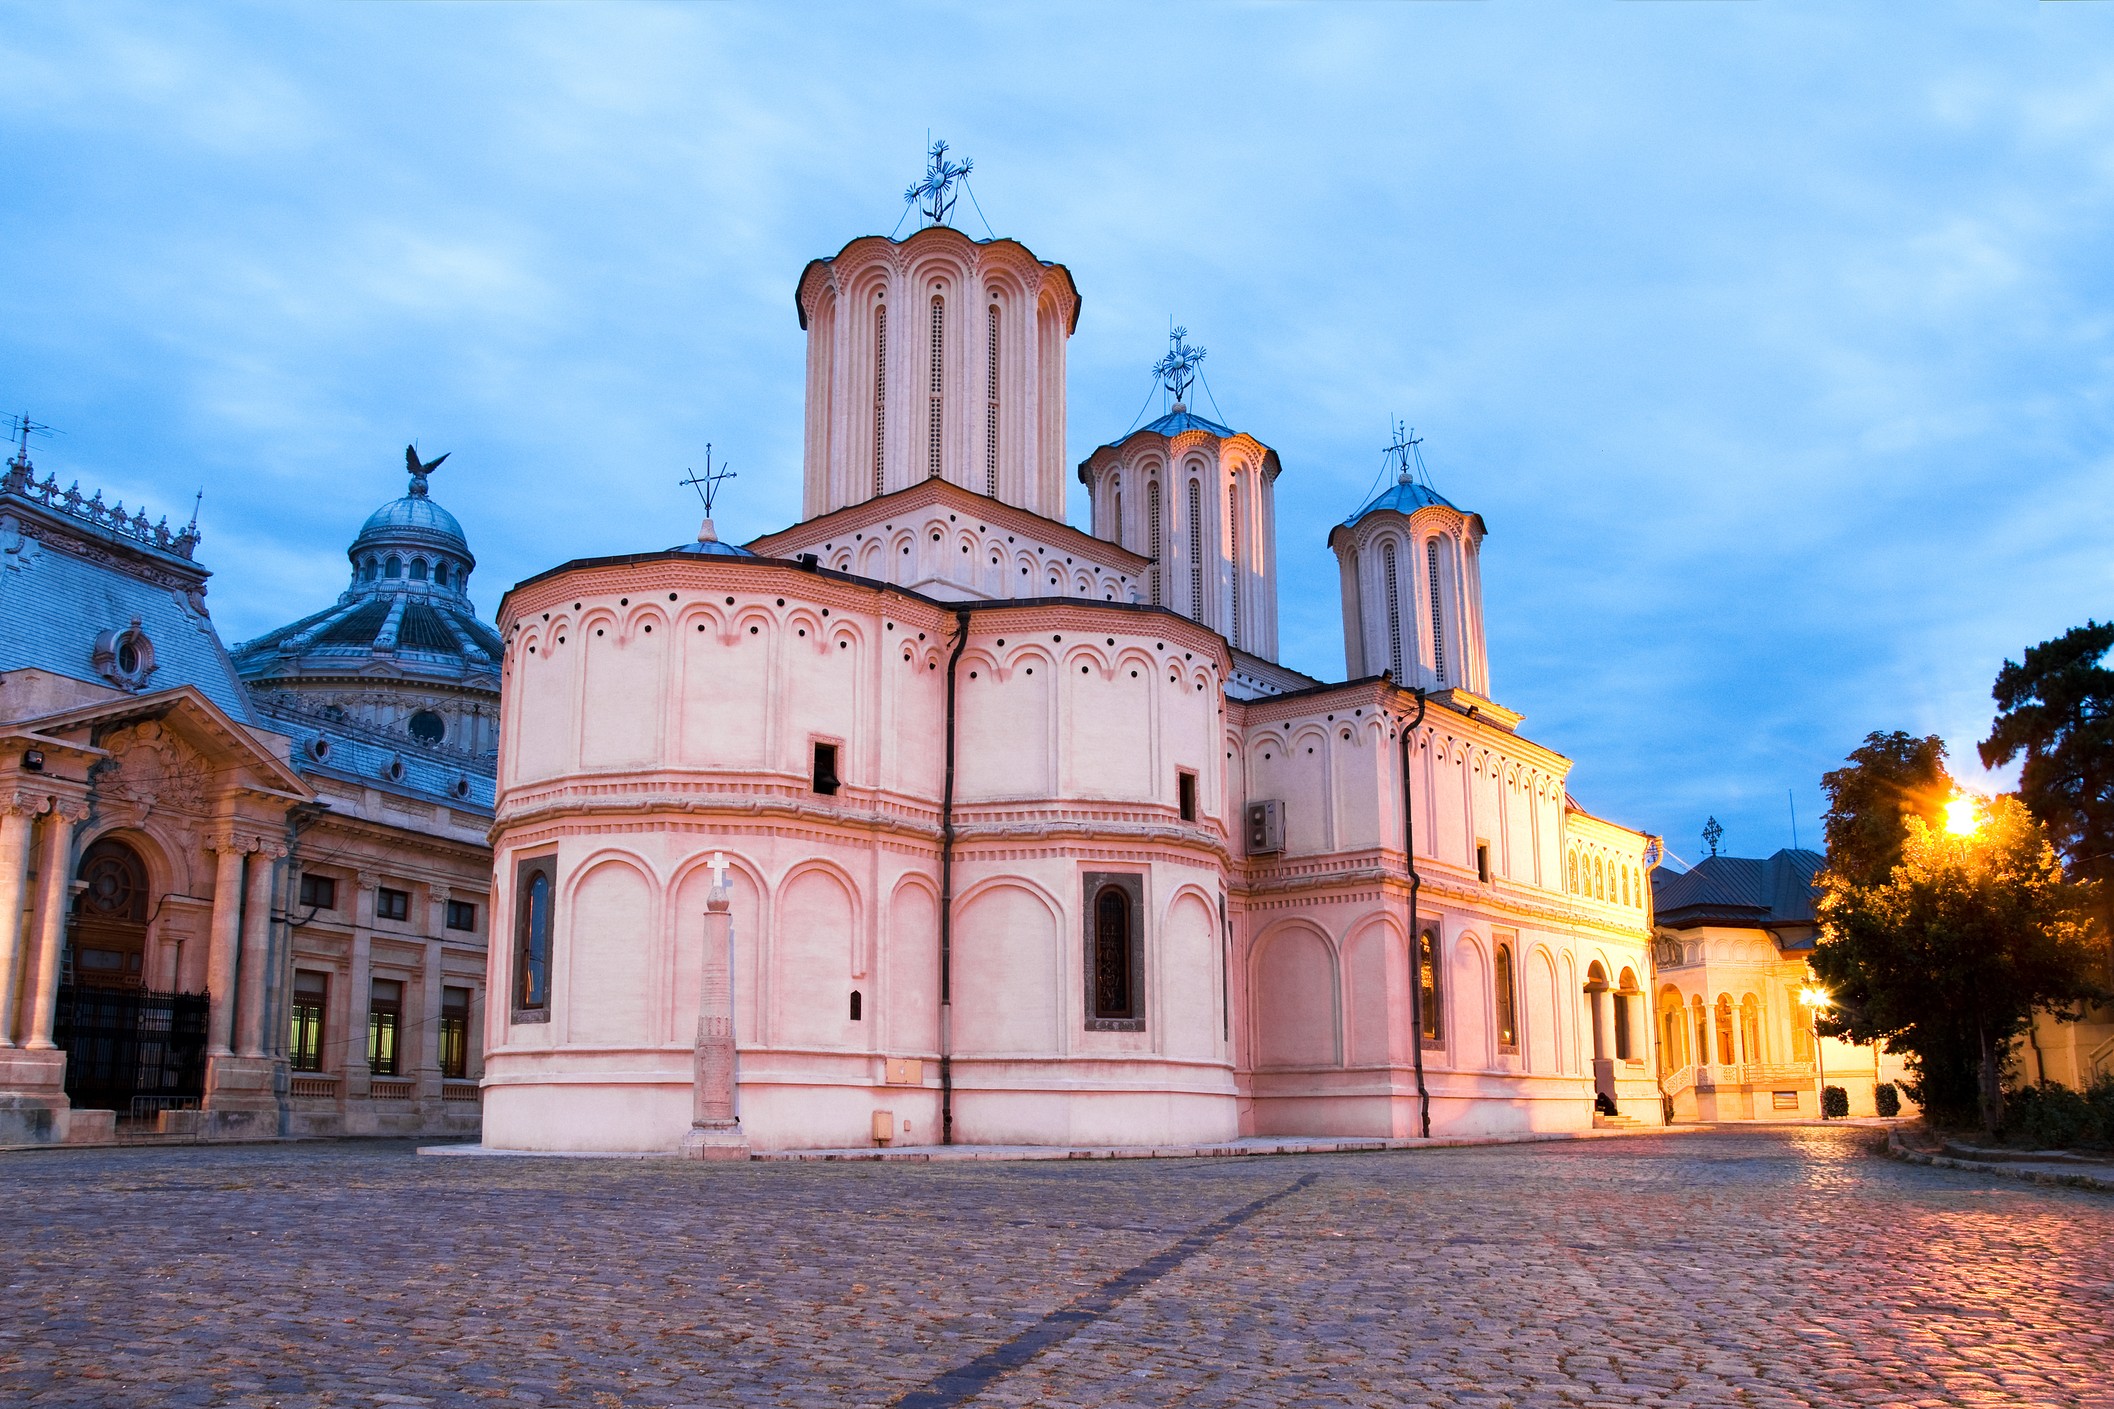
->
[
  {"left": 1874, "top": 1082, "right": 1901, "bottom": 1118},
  {"left": 2005, "top": 1081, "right": 2106, "bottom": 1150},
  {"left": 2086, "top": 1073, "right": 2114, "bottom": 1149},
  {"left": 1823, "top": 1085, "right": 1849, "bottom": 1119}
]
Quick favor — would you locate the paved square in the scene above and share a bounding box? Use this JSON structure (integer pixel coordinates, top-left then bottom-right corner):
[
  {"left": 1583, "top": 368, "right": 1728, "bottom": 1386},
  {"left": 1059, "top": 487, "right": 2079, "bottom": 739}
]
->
[{"left": 2, "top": 1127, "right": 2109, "bottom": 1408}]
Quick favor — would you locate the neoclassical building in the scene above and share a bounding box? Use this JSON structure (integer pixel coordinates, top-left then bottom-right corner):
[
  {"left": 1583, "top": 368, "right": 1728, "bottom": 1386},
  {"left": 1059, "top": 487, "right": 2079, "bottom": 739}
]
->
[
  {"left": 0, "top": 445, "right": 496, "bottom": 1145},
  {"left": 482, "top": 206, "right": 1663, "bottom": 1154}
]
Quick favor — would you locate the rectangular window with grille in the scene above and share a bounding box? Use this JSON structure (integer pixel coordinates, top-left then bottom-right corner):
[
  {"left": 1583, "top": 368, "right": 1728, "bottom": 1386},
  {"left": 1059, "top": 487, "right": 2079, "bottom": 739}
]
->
[
  {"left": 445, "top": 899, "right": 477, "bottom": 932},
  {"left": 985, "top": 303, "right": 1000, "bottom": 496},
  {"left": 1187, "top": 480, "right": 1204, "bottom": 622},
  {"left": 368, "top": 978, "right": 403, "bottom": 1075},
  {"left": 376, "top": 886, "right": 410, "bottom": 923},
  {"left": 290, "top": 969, "right": 328, "bottom": 1072},
  {"left": 928, "top": 296, "right": 944, "bottom": 479},
  {"left": 439, "top": 986, "right": 470, "bottom": 1079},
  {"left": 1427, "top": 538, "right": 1448, "bottom": 684},
  {"left": 1081, "top": 872, "right": 1145, "bottom": 1032},
  {"left": 873, "top": 303, "right": 888, "bottom": 496},
  {"left": 298, "top": 873, "right": 337, "bottom": 911}
]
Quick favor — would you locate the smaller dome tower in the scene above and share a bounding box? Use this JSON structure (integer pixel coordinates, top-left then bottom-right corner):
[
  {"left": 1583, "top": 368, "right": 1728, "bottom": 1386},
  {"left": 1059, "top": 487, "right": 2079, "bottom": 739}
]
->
[
  {"left": 233, "top": 447, "right": 503, "bottom": 758},
  {"left": 1327, "top": 435, "right": 1489, "bottom": 697}
]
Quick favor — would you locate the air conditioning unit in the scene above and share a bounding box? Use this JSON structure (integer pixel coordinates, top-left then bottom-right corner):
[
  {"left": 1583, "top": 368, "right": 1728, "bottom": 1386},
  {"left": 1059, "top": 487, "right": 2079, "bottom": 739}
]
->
[{"left": 1245, "top": 799, "right": 1285, "bottom": 856}]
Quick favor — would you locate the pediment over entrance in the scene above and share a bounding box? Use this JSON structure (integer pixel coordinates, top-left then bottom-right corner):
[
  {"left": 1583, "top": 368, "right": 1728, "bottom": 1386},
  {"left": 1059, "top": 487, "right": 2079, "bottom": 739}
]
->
[{"left": 12, "top": 684, "right": 314, "bottom": 804}]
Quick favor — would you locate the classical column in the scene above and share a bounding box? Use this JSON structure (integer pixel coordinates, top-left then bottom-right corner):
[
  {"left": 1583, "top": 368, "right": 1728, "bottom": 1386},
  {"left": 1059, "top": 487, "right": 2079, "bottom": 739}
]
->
[
  {"left": 682, "top": 854, "right": 748, "bottom": 1160},
  {"left": 418, "top": 889, "right": 447, "bottom": 1100},
  {"left": 205, "top": 839, "right": 248, "bottom": 1057},
  {"left": 347, "top": 872, "right": 377, "bottom": 1098},
  {"left": 1586, "top": 982, "right": 1609, "bottom": 1062},
  {"left": 235, "top": 846, "right": 281, "bottom": 1057},
  {"left": 0, "top": 797, "right": 43, "bottom": 1047},
  {"left": 23, "top": 802, "right": 86, "bottom": 1049}
]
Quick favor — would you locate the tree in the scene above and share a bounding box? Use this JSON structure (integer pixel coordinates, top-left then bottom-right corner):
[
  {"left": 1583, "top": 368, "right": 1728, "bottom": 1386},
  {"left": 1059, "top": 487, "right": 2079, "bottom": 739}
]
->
[
  {"left": 1980, "top": 620, "right": 2114, "bottom": 947},
  {"left": 1821, "top": 731, "right": 1952, "bottom": 888},
  {"left": 1813, "top": 794, "right": 2102, "bottom": 1136}
]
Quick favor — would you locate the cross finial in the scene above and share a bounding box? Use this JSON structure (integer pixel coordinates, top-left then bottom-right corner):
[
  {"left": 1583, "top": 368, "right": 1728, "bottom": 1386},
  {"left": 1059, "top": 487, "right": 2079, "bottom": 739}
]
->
[
  {"left": 1151, "top": 323, "right": 1206, "bottom": 410},
  {"left": 1703, "top": 816, "right": 1723, "bottom": 857},
  {"left": 709, "top": 851, "right": 729, "bottom": 890},
  {"left": 906, "top": 138, "right": 974, "bottom": 228},
  {"left": 680, "top": 444, "right": 737, "bottom": 544},
  {"left": 1383, "top": 418, "right": 1424, "bottom": 486}
]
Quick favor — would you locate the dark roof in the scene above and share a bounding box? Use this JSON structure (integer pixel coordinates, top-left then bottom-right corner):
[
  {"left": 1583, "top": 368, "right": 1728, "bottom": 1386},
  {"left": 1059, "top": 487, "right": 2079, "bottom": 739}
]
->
[
  {"left": 1652, "top": 848, "right": 1824, "bottom": 931},
  {"left": 1343, "top": 477, "right": 1457, "bottom": 526}
]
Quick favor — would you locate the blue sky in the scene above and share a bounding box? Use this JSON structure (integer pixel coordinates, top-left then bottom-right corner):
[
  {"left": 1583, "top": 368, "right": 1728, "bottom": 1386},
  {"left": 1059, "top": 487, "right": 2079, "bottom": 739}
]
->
[{"left": 5, "top": 3, "right": 2111, "bottom": 865}]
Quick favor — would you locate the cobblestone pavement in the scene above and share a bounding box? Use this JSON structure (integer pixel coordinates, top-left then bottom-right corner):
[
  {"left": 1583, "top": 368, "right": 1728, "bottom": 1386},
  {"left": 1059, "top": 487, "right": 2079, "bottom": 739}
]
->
[{"left": 3, "top": 1126, "right": 2111, "bottom": 1408}]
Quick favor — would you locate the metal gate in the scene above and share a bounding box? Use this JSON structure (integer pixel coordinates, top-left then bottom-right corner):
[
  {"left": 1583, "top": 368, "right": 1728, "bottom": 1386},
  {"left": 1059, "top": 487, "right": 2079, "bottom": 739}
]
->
[{"left": 54, "top": 985, "right": 209, "bottom": 1116}]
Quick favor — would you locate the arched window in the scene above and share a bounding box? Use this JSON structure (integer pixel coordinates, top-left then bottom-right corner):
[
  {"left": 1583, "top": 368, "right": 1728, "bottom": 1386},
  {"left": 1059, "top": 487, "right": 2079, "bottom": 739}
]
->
[
  {"left": 384, "top": 556, "right": 402, "bottom": 580},
  {"left": 1567, "top": 851, "right": 1578, "bottom": 893},
  {"left": 985, "top": 301, "right": 1000, "bottom": 497},
  {"left": 514, "top": 860, "right": 554, "bottom": 1012},
  {"left": 362, "top": 557, "right": 378, "bottom": 582},
  {"left": 410, "top": 558, "right": 429, "bottom": 582},
  {"left": 1146, "top": 479, "right": 1163, "bottom": 606},
  {"left": 1620, "top": 867, "right": 1630, "bottom": 907},
  {"left": 1714, "top": 995, "right": 1736, "bottom": 1066},
  {"left": 1227, "top": 479, "right": 1242, "bottom": 649},
  {"left": 1595, "top": 857, "right": 1605, "bottom": 900},
  {"left": 1739, "top": 993, "right": 1763, "bottom": 1065},
  {"left": 1418, "top": 929, "right": 1443, "bottom": 1042},
  {"left": 1494, "top": 942, "right": 1518, "bottom": 1050},
  {"left": 873, "top": 299, "right": 888, "bottom": 496},
  {"left": 1092, "top": 884, "right": 1134, "bottom": 1020},
  {"left": 1383, "top": 541, "right": 1403, "bottom": 681},
  {"left": 1187, "top": 479, "right": 1204, "bottom": 622},
  {"left": 1426, "top": 538, "right": 1448, "bottom": 685},
  {"left": 928, "top": 294, "right": 945, "bottom": 480},
  {"left": 1661, "top": 998, "right": 1685, "bottom": 1073},
  {"left": 433, "top": 562, "right": 449, "bottom": 587},
  {"left": 850, "top": 990, "right": 863, "bottom": 1022}
]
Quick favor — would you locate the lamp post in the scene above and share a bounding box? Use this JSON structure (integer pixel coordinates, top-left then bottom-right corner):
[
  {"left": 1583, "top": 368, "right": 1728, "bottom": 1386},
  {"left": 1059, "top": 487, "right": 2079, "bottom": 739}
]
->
[{"left": 1799, "top": 986, "right": 1830, "bottom": 1120}]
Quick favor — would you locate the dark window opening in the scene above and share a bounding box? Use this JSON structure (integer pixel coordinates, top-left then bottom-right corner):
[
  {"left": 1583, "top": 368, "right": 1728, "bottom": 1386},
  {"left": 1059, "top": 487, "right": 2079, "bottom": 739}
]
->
[
  {"left": 515, "top": 862, "right": 553, "bottom": 1012},
  {"left": 439, "top": 986, "right": 470, "bottom": 1079},
  {"left": 812, "top": 741, "right": 841, "bottom": 795},
  {"left": 409, "top": 710, "right": 447, "bottom": 744},
  {"left": 290, "top": 970, "right": 328, "bottom": 1072},
  {"left": 445, "top": 899, "right": 477, "bottom": 932},
  {"left": 376, "top": 887, "right": 411, "bottom": 922},
  {"left": 1092, "top": 885, "right": 1135, "bottom": 1020},
  {"left": 1494, "top": 944, "right": 1518, "bottom": 1050},
  {"left": 384, "top": 556, "right": 401, "bottom": 579},
  {"left": 1177, "top": 771, "right": 1198, "bottom": 822},
  {"left": 849, "top": 990, "right": 863, "bottom": 1022},
  {"left": 1418, "top": 930, "right": 1444, "bottom": 1043},
  {"left": 298, "top": 874, "right": 337, "bottom": 911},
  {"left": 410, "top": 558, "right": 429, "bottom": 581},
  {"left": 1614, "top": 990, "right": 1634, "bottom": 1061},
  {"left": 368, "top": 979, "right": 403, "bottom": 1075},
  {"left": 1476, "top": 842, "right": 1492, "bottom": 884}
]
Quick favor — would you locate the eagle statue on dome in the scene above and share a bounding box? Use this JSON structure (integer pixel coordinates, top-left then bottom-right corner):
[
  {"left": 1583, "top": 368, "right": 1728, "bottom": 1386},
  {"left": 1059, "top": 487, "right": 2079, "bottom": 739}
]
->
[{"left": 405, "top": 444, "right": 449, "bottom": 498}]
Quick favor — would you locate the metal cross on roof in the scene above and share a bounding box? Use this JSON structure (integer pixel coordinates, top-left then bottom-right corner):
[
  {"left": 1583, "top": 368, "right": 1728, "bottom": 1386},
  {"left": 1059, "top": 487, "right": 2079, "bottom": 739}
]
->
[
  {"left": 1703, "top": 816, "right": 1724, "bottom": 857},
  {"left": 1152, "top": 324, "right": 1206, "bottom": 409},
  {"left": 1383, "top": 418, "right": 1425, "bottom": 486},
  {"left": 680, "top": 444, "right": 736, "bottom": 517},
  {"left": 906, "top": 139, "right": 973, "bottom": 228}
]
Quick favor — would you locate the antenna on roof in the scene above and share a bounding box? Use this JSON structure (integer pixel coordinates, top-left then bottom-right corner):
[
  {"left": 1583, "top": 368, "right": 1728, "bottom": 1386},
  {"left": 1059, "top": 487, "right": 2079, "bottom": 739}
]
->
[
  {"left": 680, "top": 444, "right": 737, "bottom": 544},
  {"left": 6, "top": 413, "right": 55, "bottom": 473}
]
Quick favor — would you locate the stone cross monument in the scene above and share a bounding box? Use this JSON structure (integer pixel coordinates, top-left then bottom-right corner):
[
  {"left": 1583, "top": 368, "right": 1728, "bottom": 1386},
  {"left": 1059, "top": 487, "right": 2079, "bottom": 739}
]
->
[{"left": 680, "top": 851, "right": 750, "bottom": 1159}]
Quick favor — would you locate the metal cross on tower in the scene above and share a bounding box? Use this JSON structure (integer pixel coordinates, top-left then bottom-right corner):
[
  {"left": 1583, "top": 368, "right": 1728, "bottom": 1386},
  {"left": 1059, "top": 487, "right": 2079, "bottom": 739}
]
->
[
  {"left": 1703, "top": 816, "right": 1724, "bottom": 857},
  {"left": 1152, "top": 324, "right": 1206, "bottom": 409},
  {"left": 906, "top": 139, "right": 973, "bottom": 228},
  {"left": 1383, "top": 418, "right": 1425, "bottom": 486},
  {"left": 680, "top": 444, "right": 737, "bottom": 517}
]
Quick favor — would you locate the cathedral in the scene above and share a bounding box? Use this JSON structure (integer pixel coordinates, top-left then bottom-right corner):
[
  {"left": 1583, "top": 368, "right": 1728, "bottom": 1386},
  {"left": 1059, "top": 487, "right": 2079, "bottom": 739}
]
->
[
  {"left": 0, "top": 442, "right": 496, "bottom": 1145},
  {"left": 483, "top": 176, "right": 1663, "bottom": 1154}
]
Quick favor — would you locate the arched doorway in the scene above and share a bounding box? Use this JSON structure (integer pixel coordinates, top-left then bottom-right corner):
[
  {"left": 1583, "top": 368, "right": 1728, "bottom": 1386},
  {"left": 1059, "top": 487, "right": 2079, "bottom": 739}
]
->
[
  {"left": 70, "top": 836, "right": 151, "bottom": 986},
  {"left": 55, "top": 836, "right": 207, "bottom": 1116}
]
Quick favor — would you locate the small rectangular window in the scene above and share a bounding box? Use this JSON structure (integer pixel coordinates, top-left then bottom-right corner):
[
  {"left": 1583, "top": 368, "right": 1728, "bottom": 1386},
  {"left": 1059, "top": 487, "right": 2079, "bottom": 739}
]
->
[
  {"left": 1475, "top": 842, "right": 1492, "bottom": 884},
  {"left": 1772, "top": 1090, "right": 1801, "bottom": 1111},
  {"left": 368, "top": 978, "right": 403, "bottom": 1075},
  {"left": 812, "top": 741, "right": 841, "bottom": 796},
  {"left": 445, "top": 899, "right": 478, "bottom": 932},
  {"left": 1177, "top": 770, "right": 1198, "bottom": 823},
  {"left": 439, "top": 986, "right": 471, "bottom": 1079},
  {"left": 290, "top": 970, "right": 328, "bottom": 1072},
  {"left": 298, "top": 874, "right": 337, "bottom": 911},
  {"left": 376, "top": 887, "right": 411, "bottom": 922}
]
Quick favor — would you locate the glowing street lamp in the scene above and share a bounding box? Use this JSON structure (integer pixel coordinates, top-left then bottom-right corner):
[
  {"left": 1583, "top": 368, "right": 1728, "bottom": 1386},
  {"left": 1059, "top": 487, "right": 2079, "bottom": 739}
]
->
[{"left": 1799, "top": 985, "right": 1832, "bottom": 1119}]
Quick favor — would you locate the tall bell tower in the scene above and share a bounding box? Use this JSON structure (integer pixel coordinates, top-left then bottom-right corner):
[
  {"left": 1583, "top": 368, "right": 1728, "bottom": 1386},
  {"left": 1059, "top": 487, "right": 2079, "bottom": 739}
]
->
[{"left": 793, "top": 142, "right": 1081, "bottom": 524}]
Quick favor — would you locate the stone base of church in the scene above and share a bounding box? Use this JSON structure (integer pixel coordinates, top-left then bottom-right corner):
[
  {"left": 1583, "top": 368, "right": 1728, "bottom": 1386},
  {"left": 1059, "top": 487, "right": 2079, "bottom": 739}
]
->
[
  {"left": 201, "top": 1054, "right": 283, "bottom": 1138},
  {"left": 1248, "top": 1069, "right": 1603, "bottom": 1140},
  {"left": 0, "top": 1047, "right": 75, "bottom": 1146}
]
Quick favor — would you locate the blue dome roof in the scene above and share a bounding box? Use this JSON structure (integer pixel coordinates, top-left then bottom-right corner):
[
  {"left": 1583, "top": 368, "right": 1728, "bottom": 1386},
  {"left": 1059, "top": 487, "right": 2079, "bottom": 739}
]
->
[
  {"left": 674, "top": 538, "right": 757, "bottom": 557},
  {"left": 355, "top": 494, "right": 468, "bottom": 550},
  {"left": 1343, "top": 477, "right": 1457, "bottom": 527}
]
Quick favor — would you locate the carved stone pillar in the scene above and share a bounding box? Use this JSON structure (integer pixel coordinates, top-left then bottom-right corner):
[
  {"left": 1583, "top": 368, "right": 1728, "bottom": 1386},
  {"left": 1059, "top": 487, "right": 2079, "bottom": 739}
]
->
[
  {"left": 205, "top": 840, "right": 247, "bottom": 1058},
  {"left": 235, "top": 846, "right": 281, "bottom": 1057},
  {"left": 681, "top": 876, "right": 748, "bottom": 1160},
  {"left": 0, "top": 797, "right": 44, "bottom": 1047},
  {"left": 23, "top": 801, "right": 87, "bottom": 1050}
]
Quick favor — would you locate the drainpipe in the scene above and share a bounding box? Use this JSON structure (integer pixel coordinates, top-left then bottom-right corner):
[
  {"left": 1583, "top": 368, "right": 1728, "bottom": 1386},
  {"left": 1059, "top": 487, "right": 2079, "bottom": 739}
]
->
[
  {"left": 1399, "top": 685, "right": 1430, "bottom": 1139},
  {"left": 938, "top": 608, "right": 972, "bottom": 1145}
]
